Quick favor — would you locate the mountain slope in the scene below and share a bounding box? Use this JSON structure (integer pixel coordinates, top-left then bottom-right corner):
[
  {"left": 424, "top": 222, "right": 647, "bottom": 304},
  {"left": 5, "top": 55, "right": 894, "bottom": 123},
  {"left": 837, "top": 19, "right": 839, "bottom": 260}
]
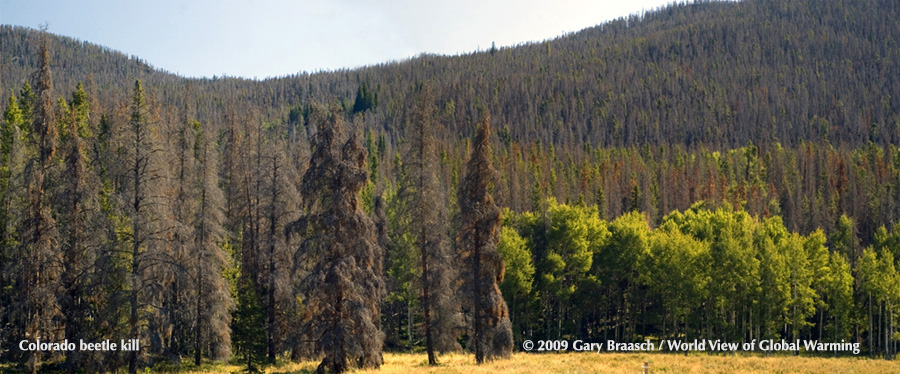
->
[{"left": 2, "top": 0, "right": 899, "bottom": 150}]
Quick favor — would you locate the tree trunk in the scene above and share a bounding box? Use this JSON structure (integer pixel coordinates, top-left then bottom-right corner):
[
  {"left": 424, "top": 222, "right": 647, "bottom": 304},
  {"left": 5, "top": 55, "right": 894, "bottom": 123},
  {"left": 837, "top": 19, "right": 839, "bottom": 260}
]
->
[
  {"left": 129, "top": 184, "right": 140, "bottom": 374},
  {"left": 172, "top": 280, "right": 180, "bottom": 355},
  {"left": 473, "top": 233, "right": 484, "bottom": 364},
  {"left": 422, "top": 227, "right": 436, "bottom": 365},
  {"left": 408, "top": 300, "right": 413, "bottom": 355},
  {"left": 884, "top": 301, "right": 888, "bottom": 360},
  {"left": 267, "top": 156, "right": 279, "bottom": 363},
  {"left": 870, "top": 294, "right": 873, "bottom": 358},
  {"left": 195, "top": 268, "right": 202, "bottom": 366}
]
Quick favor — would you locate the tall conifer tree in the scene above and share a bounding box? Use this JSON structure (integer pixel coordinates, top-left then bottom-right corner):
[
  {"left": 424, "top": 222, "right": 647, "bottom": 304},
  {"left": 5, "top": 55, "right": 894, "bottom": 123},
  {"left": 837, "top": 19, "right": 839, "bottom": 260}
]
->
[
  {"left": 55, "top": 83, "right": 105, "bottom": 372},
  {"left": 402, "top": 85, "right": 460, "bottom": 363},
  {"left": 457, "top": 113, "right": 513, "bottom": 363},
  {"left": 288, "top": 107, "right": 384, "bottom": 374},
  {"left": 17, "top": 28, "right": 61, "bottom": 374}
]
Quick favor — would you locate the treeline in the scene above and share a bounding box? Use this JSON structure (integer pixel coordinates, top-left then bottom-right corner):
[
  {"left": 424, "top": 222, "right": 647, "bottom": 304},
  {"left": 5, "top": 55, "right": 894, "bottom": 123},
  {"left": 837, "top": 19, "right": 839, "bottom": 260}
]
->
[
  {"left": 496, "top": 199, "right": 898, "bottom": 359},
  {"left": 487, "top": 139, "right": 900, "bottom": 246}
]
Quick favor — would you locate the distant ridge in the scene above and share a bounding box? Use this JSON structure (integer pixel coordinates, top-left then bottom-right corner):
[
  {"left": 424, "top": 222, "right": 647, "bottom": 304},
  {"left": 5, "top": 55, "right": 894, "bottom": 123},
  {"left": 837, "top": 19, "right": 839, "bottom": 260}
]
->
[{"left": 1, "top": 0, "right": 898, "bottom": 148}]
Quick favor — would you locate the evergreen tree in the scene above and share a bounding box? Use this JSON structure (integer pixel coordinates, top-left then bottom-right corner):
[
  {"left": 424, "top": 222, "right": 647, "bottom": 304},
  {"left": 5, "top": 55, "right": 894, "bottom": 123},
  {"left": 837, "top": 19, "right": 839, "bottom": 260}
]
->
[
  {"left": 231, "top": 278, "right": 268, "bottom": 374},
  {"left": 0, "top": 92, "right": 26, "bottom": 361},
  {"left": 353, "top": 82, "right": 377, "bottom": 114},
  {"left": 17, "top": 82, "right": 34, "bottom": 138},
  {"left": 54, "top": 83, "right": 105, "bottom": 373},
  {"left": 382, "top": 184, "right": 420, "bottom": 354}
]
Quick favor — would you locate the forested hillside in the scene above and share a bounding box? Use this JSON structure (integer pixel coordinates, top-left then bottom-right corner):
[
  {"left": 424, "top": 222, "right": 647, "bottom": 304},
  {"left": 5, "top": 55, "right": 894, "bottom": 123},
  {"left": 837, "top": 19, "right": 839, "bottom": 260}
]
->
[{"left": 1, "top": 0, "right": 899, "bottom": 372}]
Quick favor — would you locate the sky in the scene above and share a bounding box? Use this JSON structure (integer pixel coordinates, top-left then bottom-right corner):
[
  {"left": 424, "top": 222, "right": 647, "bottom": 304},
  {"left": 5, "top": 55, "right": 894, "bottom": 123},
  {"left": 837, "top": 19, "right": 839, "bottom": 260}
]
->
[{"left": 0, "top": 0, "right": 677, "bottom": 80}]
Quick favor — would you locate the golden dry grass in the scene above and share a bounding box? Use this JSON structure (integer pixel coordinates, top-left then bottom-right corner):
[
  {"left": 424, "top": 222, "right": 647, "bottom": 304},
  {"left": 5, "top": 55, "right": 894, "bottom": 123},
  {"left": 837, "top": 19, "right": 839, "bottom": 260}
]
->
[
  {"left": 6, "top": 352, "right": 895, "bottom": 373},
  {"left": 242, "top": 352, "right": 900, "bottom": 374}
]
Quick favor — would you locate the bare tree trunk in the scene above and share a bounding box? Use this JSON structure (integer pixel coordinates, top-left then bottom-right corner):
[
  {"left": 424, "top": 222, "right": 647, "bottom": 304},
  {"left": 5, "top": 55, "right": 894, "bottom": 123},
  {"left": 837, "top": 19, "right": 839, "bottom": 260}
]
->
[
  {"left": 422, "top": 233, "right": 435, "bottom": 365},
  {"left": 129, "top": 159, "right": 141, "bottom": 374},
  {"left": 267, "top": 157, "right": 279, "bottom": 363},
  {"left": 473, "top": 232, "right": 484, "bottom": 364},
  {"left": 408, "top": 300, "right": 414, "bottom": 355},
  {"left": 195, "top": 266, "right": 202, "bottom": 366}
]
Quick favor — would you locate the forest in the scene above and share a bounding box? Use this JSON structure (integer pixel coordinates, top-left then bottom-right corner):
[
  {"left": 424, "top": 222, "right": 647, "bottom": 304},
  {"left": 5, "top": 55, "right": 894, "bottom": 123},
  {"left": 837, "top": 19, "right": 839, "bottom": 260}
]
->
[{"left": 0, "top": 0, "right": 899, "bottom": 373}]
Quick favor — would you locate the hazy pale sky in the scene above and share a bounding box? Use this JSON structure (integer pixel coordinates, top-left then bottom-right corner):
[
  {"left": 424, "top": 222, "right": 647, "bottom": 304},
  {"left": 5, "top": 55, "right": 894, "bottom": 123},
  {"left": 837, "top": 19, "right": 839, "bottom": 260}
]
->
[{"left": 0, "top": 0, "right": 676, "bottom": 79}]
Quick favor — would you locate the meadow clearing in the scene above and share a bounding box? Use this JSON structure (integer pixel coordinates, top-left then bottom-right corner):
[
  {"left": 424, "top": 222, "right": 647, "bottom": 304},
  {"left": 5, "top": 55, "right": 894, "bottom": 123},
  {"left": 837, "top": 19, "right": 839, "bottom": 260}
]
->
[{"left": 160, "top": 352, "right": 900, "bottom": 374}]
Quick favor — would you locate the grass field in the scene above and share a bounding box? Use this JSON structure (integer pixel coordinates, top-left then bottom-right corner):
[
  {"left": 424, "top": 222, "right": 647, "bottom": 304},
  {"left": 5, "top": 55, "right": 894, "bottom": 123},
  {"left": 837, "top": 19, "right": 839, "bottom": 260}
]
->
[
  {"left": 3, "top": 352, "right": 898, "bottom": 373},
  {"left": 168, "top": 352, "right": 900, "bottom": 374}
]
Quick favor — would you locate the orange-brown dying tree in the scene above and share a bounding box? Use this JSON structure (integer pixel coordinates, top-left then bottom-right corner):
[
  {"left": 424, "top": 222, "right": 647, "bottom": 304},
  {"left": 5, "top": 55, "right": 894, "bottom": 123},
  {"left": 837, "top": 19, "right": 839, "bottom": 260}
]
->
[
  {"left": 17, "top": 29, "right": 61, "bottom": 374},
  {"left": 457, "top": 113, "right": 513, "bottom": 364}
]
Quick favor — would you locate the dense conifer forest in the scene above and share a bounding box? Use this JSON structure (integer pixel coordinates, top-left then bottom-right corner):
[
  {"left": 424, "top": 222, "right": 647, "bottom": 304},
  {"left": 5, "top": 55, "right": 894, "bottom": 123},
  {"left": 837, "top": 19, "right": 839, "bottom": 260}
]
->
[{"left": 0, "top": 0, "right": 899, "bottom": 372}]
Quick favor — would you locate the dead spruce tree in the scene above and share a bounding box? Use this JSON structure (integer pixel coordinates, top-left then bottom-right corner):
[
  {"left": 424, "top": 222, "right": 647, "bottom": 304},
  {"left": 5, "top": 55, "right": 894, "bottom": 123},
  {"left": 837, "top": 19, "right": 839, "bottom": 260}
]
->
[
  {"left": 457, "top": 113, "right": 513, "bottom": 364},
  {"left": 189, "top": 119, "right": 233, "bottom": 364},
  {"left": 287, "top": 107, "right": 384, "bottom": 374},
  {"left": 258, "top": 121, "right": 301, "bottom": 362},
  {"left": 17, "top": 29, "right": 62, "bottom": 374},
  {"left": 401, "top": 85, "right": 460, "bottom": 364},
  {"left": 121, "top": 80, "right": 172, "bottom": 374},
  {"left": 167, "top": 103, "right": 199, "bottom": 363}
]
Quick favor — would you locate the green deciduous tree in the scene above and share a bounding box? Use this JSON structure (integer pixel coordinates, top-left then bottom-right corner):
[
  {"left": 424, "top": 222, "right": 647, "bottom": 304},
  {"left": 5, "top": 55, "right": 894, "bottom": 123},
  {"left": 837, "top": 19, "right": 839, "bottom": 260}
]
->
[
  {"left": 646, "top": 222, "right": 709, "bottom": 341},
  {"left": 497, "top": 222, "right": 534, "bottom": 343},
  {"left": 824, "top": 252, "right": 854, "bottom": 346}
]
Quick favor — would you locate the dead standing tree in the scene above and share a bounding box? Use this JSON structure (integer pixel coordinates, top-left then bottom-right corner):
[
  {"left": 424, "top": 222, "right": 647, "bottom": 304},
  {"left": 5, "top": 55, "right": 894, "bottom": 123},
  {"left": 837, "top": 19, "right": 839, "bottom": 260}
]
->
[
  {"left": 457, "top": 113, "right": 513, "bottom": 364},
  {"left": 18, "top": 27, "right": 61, "bottom": 374},
  {"left": 121, "top": 80, "right": 174, "bottom": 374},
  {"left": 402, "top": 85, "right": 461, "bottom": 363},
  {"left": 288, "top": 107, "right": 384, "bottom": 374}
]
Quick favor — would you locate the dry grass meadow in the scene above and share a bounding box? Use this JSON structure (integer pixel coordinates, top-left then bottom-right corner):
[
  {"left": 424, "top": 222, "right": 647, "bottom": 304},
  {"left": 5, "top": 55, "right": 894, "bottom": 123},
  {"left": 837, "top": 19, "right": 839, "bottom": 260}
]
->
[{"left": 155, "top": 352, "right": 900, "bottom": 374}]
